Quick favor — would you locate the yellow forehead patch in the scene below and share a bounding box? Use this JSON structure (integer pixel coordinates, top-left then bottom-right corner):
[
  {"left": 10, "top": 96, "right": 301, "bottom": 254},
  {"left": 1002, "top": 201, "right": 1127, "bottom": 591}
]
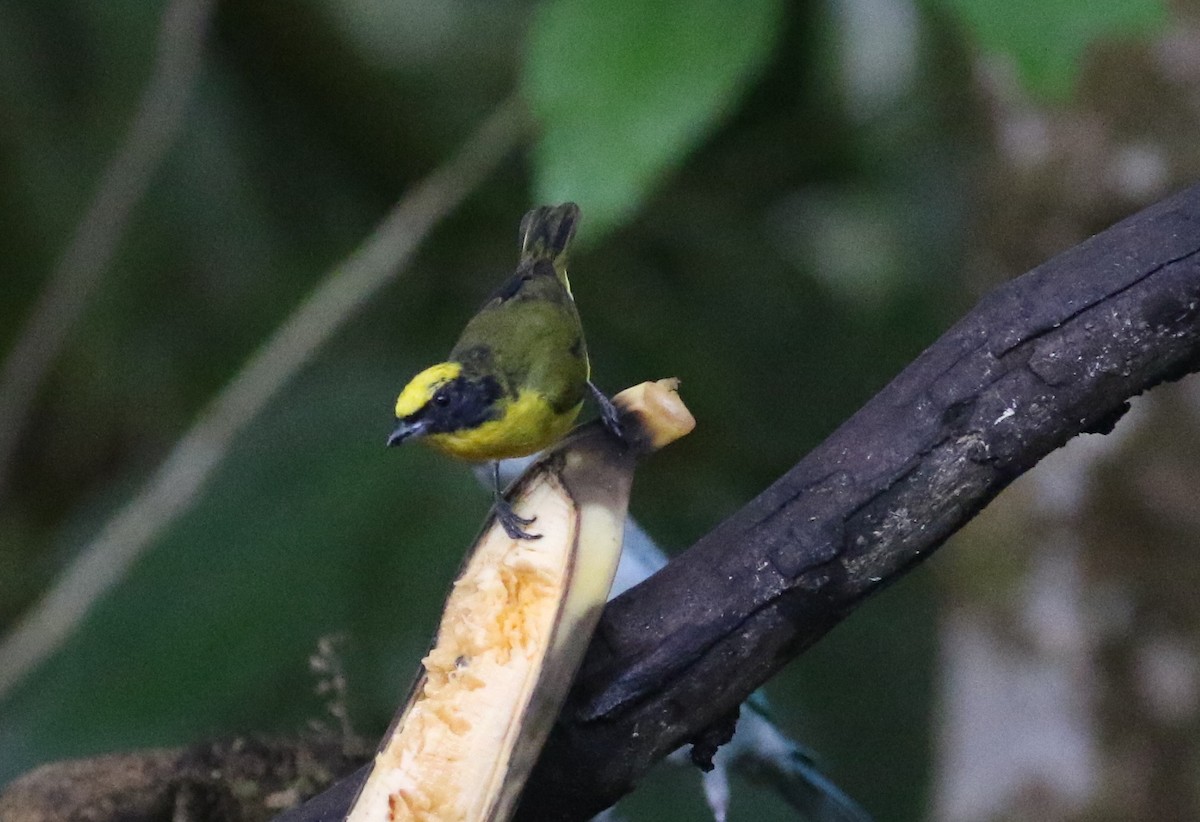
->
[{"left": 395, "top": 362, "right": 462, "bottom": 418}]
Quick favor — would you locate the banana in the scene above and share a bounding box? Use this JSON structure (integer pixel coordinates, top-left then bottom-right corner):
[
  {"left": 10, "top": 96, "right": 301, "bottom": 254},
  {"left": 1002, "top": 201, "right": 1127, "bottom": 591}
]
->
[{"left": 345, "top": 379, "right": 694, "bottom": 822}]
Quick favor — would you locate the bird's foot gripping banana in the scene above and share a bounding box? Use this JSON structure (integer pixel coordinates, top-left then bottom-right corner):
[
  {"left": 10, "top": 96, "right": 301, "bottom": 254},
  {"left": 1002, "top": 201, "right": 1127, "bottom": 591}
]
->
[{"left": 347, "top": 380, "right": 693, "bottom": 822}]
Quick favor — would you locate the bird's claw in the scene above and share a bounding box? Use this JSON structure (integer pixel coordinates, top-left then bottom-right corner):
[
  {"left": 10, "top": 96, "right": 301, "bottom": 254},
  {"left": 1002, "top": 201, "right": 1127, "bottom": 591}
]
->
[
  {"left": 494, "top": 495, "right": 540, "bottom": 540},
  {"left": 588, "top": 381, "right": 624, "bottom": 441}
]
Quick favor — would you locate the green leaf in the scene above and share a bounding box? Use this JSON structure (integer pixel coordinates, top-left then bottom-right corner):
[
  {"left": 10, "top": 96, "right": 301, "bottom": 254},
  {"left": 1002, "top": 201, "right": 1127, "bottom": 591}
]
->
[
  {"left": 934, "top": 0, "right": 1166, "bottom": 100},
  {"left": 522, "top": 0, "right": 785, "bottom": 241}
]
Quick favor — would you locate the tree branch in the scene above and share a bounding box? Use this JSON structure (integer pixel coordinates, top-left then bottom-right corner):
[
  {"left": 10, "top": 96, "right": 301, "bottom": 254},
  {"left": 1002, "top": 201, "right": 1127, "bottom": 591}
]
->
[
  {"left": 514, "top": 183, "right": 1200, "bottom": 819},
  {"left": 261, "top": 183, "right": 1200, "bottom": 822}
]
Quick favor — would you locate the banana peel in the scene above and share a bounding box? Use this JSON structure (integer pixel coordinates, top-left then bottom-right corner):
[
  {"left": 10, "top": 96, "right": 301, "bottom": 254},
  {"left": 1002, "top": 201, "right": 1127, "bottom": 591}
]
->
[{"left": 345, "top": 379, "right": 694, "bottom": 822}]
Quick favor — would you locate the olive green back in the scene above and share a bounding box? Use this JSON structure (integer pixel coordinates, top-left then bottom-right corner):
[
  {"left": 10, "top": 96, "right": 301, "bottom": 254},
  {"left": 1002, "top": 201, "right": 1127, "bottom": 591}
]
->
[{"left": 450, "top": 260, "right": 589, "bottom": 415}]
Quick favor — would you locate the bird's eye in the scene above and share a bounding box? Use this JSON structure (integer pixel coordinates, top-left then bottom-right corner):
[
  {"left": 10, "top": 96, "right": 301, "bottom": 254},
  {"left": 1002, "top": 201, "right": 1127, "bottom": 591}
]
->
[{"left": 433, "top": 390, "right": 451, "bottom": 408}]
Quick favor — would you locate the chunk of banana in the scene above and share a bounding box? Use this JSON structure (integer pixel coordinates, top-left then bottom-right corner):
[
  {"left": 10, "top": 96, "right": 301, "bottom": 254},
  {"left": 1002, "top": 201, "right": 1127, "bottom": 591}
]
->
[{"left": 346, "top": 380, "right": 693, "bottom": 822}]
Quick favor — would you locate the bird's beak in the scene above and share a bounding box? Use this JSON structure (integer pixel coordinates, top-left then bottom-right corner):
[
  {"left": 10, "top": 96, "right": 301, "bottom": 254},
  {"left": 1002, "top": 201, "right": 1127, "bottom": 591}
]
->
[{"left": 387, "top": 418, "right": 427, "bottom": 447}]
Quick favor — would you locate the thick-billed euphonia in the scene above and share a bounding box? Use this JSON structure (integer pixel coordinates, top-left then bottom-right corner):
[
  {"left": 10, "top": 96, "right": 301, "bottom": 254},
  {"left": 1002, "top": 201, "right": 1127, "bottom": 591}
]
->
[{"left": 387, "top": 203, "right": 619, "bottom": 539}]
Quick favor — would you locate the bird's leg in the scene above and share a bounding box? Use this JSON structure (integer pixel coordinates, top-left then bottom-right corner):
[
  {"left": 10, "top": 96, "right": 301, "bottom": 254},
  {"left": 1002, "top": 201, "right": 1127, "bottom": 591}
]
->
[
  {"left": 491, "top": 461, "right": 540, "bottom": 540},
  {"left": 588, "top": 380, "right": 624, "bottom": 440}
]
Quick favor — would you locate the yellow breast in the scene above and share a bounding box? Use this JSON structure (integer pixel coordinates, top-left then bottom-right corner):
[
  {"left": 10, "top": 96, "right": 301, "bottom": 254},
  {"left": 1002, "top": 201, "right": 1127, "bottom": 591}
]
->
[{"left": 425, "top": 390, "right": 582, "bottom": 462}]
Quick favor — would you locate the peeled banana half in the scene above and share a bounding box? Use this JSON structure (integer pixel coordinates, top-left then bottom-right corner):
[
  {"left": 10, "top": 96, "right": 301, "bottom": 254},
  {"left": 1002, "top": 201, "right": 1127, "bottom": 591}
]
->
[{"left": 345, "top": 380, "right": 694, "bottom": 822}]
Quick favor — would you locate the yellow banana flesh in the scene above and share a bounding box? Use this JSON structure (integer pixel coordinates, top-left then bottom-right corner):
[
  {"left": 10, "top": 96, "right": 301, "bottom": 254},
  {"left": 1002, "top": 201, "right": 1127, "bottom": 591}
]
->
[{"left": 346, "top": 380, "right": 693, "bottom": 822}]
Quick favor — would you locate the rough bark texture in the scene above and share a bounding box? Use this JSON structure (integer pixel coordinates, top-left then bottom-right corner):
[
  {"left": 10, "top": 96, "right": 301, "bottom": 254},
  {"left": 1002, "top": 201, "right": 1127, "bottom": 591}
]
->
[
  {"left": 513, "top": 183, "right": 1200, "bottom": 820},
  {"left": 0, "top": 737, "right": 365, "bottom": 822}
]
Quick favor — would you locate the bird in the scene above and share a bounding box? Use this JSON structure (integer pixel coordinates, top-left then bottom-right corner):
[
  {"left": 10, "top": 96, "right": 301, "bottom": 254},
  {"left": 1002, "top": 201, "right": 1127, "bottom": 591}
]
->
[{"left": 386, "top": 203, "right": 620, "bottom": 539}]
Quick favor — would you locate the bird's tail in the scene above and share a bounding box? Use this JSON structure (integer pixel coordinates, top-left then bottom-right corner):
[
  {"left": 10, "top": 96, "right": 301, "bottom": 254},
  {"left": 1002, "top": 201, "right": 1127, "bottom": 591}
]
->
[{"left": 519, "top": 203, "right": 580, "bottom": 272}]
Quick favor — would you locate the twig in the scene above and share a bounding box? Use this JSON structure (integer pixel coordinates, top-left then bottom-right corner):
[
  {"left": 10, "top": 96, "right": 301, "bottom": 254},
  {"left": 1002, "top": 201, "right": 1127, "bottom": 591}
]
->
[
  {"left": 0, "top": 97, "right": 531, "bottom": 702},
  {"left": 0, "top": 0, "right": 216, "bottom": 501}
]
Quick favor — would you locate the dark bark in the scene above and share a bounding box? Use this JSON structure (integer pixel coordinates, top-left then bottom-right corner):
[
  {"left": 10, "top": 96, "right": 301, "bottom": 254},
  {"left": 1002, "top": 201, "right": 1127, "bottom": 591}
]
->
[{"left": 513, "top": 183, "right": 1200, "bottom": 819}]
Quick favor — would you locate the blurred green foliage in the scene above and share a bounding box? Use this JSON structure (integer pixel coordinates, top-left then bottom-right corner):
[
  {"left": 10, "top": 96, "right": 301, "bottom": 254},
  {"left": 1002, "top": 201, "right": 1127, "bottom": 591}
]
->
[
  {"left": 0, "top": 0, "right": 1170, "bottom": 819},
  {"left": 525, "top": 0, "right": 785, "bottom": 238},
  {"left": 932, "top": 0, "right": 1165, "bottom": 99}
]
